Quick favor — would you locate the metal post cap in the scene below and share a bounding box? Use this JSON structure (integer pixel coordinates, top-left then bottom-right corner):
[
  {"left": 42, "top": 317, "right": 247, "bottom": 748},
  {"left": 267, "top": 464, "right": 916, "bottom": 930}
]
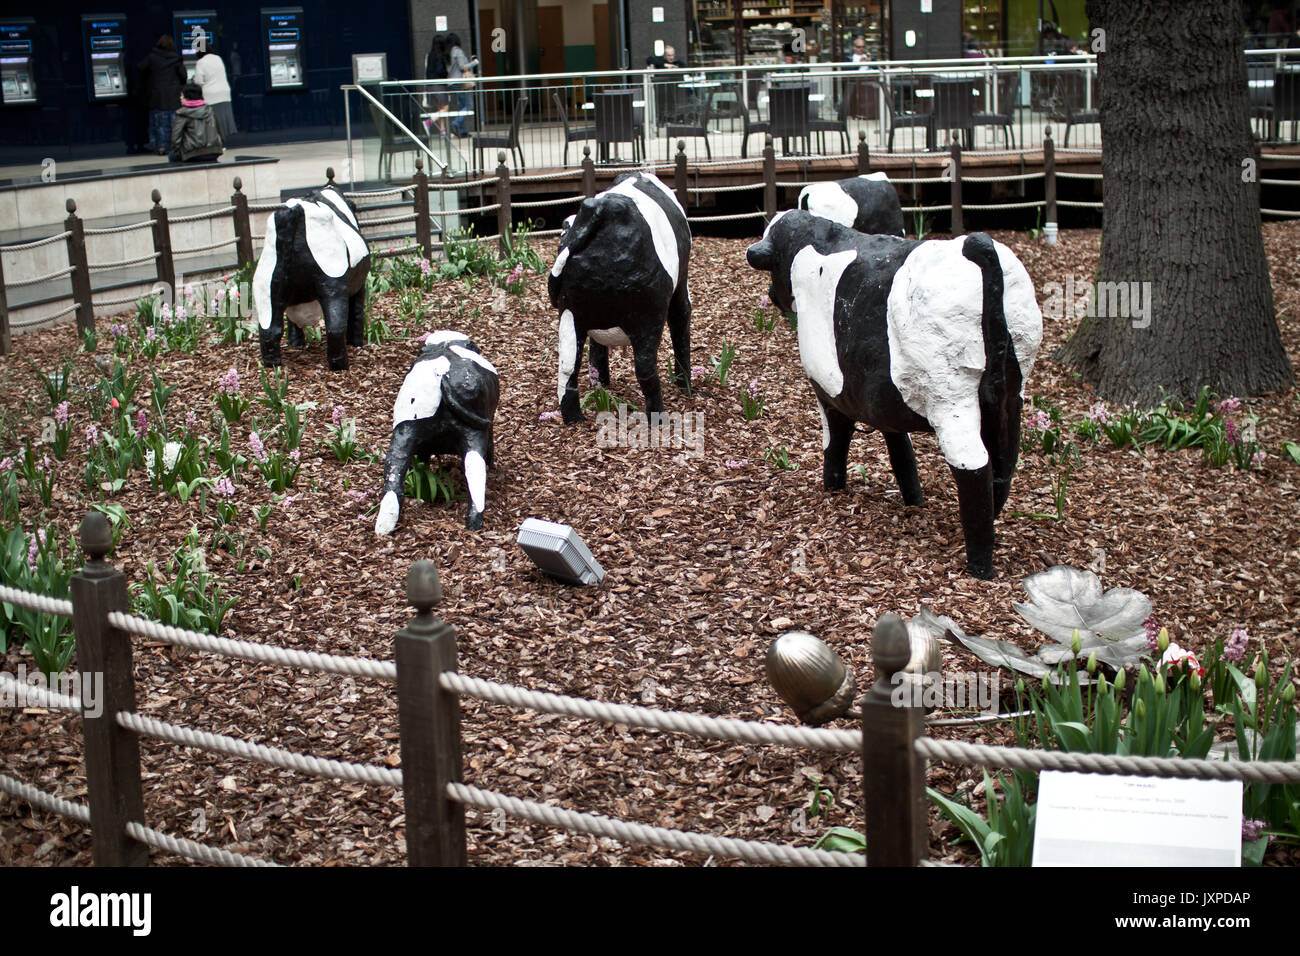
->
[
  {"left": 79, "top": 511, "right": 114, "bottom": 561},
  {"left": 497, "top": 151, "right": 507, "bottom": 165},
  {"left": 326, "top": 167, "right": 336, "bottom": 183},
  {"left": 233, "top": 176, "right": 243, "bottom": 192},
  {"left": 871, "top": 613, "right": 912, "bottom": 678},
  {"left": 677, "top": 140, "right": 686, "bottom": 152},
  {"left": 66, "top": 198, "right": 77, "bottom": 214},
  {"left": 766, "top": 631, "right": 855, "bottom": 726},
  {"left": 151, "top": 189, "right": 162, "bottom": 205},
  {"left": 406, "top": 560, "right": 443, "bottom": 611},
  {"left": 582, "top": 146, "right": 591, "bottom": 158}
]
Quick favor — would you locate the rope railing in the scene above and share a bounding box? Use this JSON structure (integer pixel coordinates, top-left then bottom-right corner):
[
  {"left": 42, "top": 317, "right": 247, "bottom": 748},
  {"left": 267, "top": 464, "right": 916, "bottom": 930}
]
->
[
  {"left": 430, "top": 175, "right": 499, "bottom": 190},
  {"left": 4, "top": 265, "right": 75, "bottom": 288},
  {"left": 0, "top": 672, "right": 83, "bottom": 713},
  {"left": 115, "top": 710, "right": 405, "bottom": 788},
  {"left": 94, "top": 290, "right": 152, "bottom": 308},
  {"left": 375, "top": 244, "right": 422, "bottom": 257},
  {"left": 173, "top": 237, "right": 238, "bottom": 256},
  {"left": 510, "top": 169, "right": 586, "bottom": 182},
  {"left": 1259, "top": 178, "right": 1300, "bottom": 186},
  {"left": 105, "top": 610, "right": 397, "bottom": 681},
  {"left": 433, "top": 202, "right": 501, "bottom": 217},
  {"left": 0, "top": 583, "right": 73, "bottom": 617},
  {"left": 1261, "top": 207, "right": 1300, "bottom": 217},
  {"left": 687, "top": 182, "right": 765, "bottom": 193},
  {"left": 10, "top": 302, "right": 81, "bottom": 328},
  {"left": 168, "top": 207, "right": 235, "bottom": 224},
  {"left": 1056, "top": 199, "right": 1104, "bottom": 209},
  {"left": 447, "top": 782, "right": 864, "bottom": 867},
  {"left": 439, "top": 671, "right": 860, "bottom": 752},
  {"left": 1055, "top": 171, "right": 1103, "bottom": 180},
  {"left": 511, "top": 195, "right": 584, "bottom": 209},
  {"left": 1, "top": 231, "right": 72, "bottom": 252},
  {"left": 124, "top": 821, "right": 282, "bottom": 867},
  {"left": 83, "top": 220, "right": 154, "bottom": 236},
  {"left": 901, "top": 204, "right": 954, "bottom": 213},
  {"left": 688, "top": 211, "right": 767, "bottom": 222},
  {"left": 343, "top": 185, "right": 415, "bottom": 199},
  {"left": 917, "top": 737, "right": 1300, "bottom": 782},
  {"left": 962, "top": 200, "right": 1046, "bottom": 211},
  {"left": 358, "top": 212, "right": 418, "bottom": 228},
  {"left": 960, "top": 171, "right": 1047, "bottom": 182},
  {"left": 88, "top": 251, "right": 161, "bottom": 271},
  {"left": 0, "top": 771, "right": 91, "bottom": 825},
  {"left": 246, "top": 202, "right": 283, "bottom": 213}
]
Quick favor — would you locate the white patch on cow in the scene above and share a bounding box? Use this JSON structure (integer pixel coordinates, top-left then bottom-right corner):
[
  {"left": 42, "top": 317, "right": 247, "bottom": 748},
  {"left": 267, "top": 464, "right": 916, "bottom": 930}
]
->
[
  {"left": 790, "top": 246, "right": 857, "bottom": 399},
  {"left": 817, "top": 403, "right": 831, "bottom": 450},
  {"left": 463, "top": 450, "right": 487, "bottom": 514},
  {"left": 375, "top": 491, "right": 400, "bottom": 535},
  {"left": 558, "top": 309, "right": 578, "bottom": 403},
  {"left": 551, "top": 247, "right": 570, "bottom": 277},
  {"left": 588, "top": 327, "right": 631, "bottom": 347},
  {"left": 317, "top": 187, "right": 360, "bottom": 227},
  {"left": 285, "top": 301, "right": 322, "bottom": 328},
  {"left": 886, "top": 238, "right": 995, "bottom": 471},
  {"left": 253, "top": 212, "right": 278, "bottom": 330},
  {"left": 605, "top": 177, "right": 679, "bottom": 290},
  {"left": 450, "top": 344, "right": 497, "bottom": 374},
  {"left": 761, "top": 209, "right": 791, "bottom": 240},
  {"left": 393, "top": 355, "right": 451, "bottom": 426},
  {"left": 290, "top": 197, "right": 369, "bottom": 278},
  {"left": 799, "top": 182, "right": 857, "bottom": 228},
  {"left": 859, "top": 172, "right": 890, "bottom": 181},
  {"left": 635, "top": 172, "right": 686, "bottom": 216},
  {"left": 424, "top": 330, "right": 469, "bottom": 346},
  {"left": 993, "top": 241, "right": 1043, "bottom": 390}
]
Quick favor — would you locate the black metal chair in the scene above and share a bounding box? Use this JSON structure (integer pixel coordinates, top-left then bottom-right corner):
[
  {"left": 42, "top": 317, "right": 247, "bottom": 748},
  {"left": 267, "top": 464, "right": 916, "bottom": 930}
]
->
[
  {"left": 365, "top": 92, "right": 423, "bottom": 180},
  {"left": 879, "top": 80, "right": 932, "bottom": 152},
  {"left": 665, "top": 89, "right": 715, "bottom": 160},
  {"left": 553, "top": 91, "right": 594, "bottom": 166},
  {"left": 723, "top": 82, "right": 770, "bottom": 159},
  {"left": 472, "top": 94, "right": 528, "bottom": 173},
  {"left": 769, "top": 85, "right": 810, "bottom": 156},
  {"left": 1050, "top": 72, "right": 1099, "bottom": 147},
  {"left": 1267, "top": 69, "right": 1300, "bottom": 142},
  {"left": 594, "top": 90, "right": 642, "bottom": 163},
  {"left": 809, "top": 91, "right": 850, "bottom": 154},
  {"left": 930, "top": 77, "right": 977, "bottom": 149},
  {"left": 972, "top": 70, "right": 1020, "bottom": 148}
]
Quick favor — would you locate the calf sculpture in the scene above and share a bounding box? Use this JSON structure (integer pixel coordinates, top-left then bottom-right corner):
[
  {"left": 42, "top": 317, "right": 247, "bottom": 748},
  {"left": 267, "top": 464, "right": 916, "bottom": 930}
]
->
[
  {"left": 746, "top": 210, "right": 1042, "bottom": 579},
  {"left": 374, "top": 332, "right": 499, "bottom": 534},
  {"left": 548, "top": 171, "right": 692, "bottom": 423},
  {"left": 797, "top": 172, "right": 905, "bottom": 237},
  {"left": 252, "top": 184, "right": 370, "bottom": 371}
]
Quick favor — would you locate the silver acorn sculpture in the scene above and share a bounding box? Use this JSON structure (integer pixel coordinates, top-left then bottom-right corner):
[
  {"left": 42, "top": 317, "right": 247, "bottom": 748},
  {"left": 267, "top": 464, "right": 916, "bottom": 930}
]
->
[{"left": 765, "top": 631, "right": 857, "bottom": 726}]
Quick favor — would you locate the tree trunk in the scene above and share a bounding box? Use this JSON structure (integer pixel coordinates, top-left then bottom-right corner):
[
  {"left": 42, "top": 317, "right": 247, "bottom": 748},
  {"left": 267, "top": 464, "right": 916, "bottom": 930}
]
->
[{"left": 1058, "top": 0, "right": 1294, "bottom": 406}]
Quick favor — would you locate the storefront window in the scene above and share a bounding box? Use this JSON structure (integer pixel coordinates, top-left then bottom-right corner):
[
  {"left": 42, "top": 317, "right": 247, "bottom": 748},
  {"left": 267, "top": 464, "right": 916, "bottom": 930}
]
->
[{"left": 691, "top": 1, "right": 884, "bottom": 66}]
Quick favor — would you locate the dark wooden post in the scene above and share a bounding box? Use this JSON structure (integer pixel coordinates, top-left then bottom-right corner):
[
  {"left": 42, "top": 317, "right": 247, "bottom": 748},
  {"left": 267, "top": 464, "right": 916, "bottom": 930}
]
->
[
  {"left": 949, "top": 139, "right": 963, "bottom": 235},
  {"left": 395, "top": 560, "right": 466, "bottom": 866},
  {"left": 856, "top": 130, "right": 870, "bottom": 174},
  {"left": 675, "top": 140, "right": 688, "bottom": 211},
  {"left": 762, "top": 134, "right": 776, "bottom": 220},
  {"left": 0, "top": 252, "right": 10, "bottom": 355},
  {"left": 64, "top": 199, "right": 94, "bottom": 337},
  {"left": 495, "top": 152, "right": 511, "bottom": 254},
  {"left": 581, "top": 146, "right": 596, "bottom": 198},
  {"left": 230, "top": 177, "right": 254, "bottom": 268},
  {"left": 413, "top": 158, "right": 432, "bottom": 260},
  {"left": 71, "top": 511, "right": 147, "bottom": 866},
  {"left": 1043, "top": 127, "right": 1058, "bottom": 244},
  {"left": 1016, "top": 153, "right": 1027, "bottom": 199},
  {"left": 149, "top": 190, "right": 175, "bottom": 300},
  {"left": 861, "top": 613, "right": 926, "bottom": 867}
]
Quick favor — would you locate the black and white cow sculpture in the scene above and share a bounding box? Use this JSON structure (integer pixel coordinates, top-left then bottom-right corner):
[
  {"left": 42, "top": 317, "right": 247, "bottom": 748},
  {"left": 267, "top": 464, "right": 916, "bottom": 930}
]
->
[
  {"left": 548, "top": 171, "right": 691, "bottom": 423},
  {"left": 374, "top": 332, "right": 499, "bottom": 534},
  {"left": 253, "top": 184, "right": 370, "bottom": 371},
  {"left": 746, "top": 211, "right": 1042, "bottom": 579},
  {"left": 797, "top": 172, "right": 905, "bottom": 237}
]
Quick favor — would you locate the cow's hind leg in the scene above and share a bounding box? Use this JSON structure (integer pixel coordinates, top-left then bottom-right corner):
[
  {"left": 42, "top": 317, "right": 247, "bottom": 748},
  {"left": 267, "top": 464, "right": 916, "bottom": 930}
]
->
[
  {"left": 286, "top": 321, "right": 305, "bottom": 348},
  {"left": 259, "top": 300, "right": 286, "bottom": 368},
  {"left": 588, "top": 340, "right": 612, "bottom": 387},
  {"left": 883, "top": 431, "right": 924, "bottom": 505},
  {"left": 819, "top": 401, "right": 856, "bottom": 491},
  {"left": 983, "top": 390, "right": 1022, "bottom": 517},
  {"left": 629, "top": 325, "right": 665, "bottom": 420},
  {"left": 375, "top": 422, "right": 423, "bottom": 535},
  {"left": 461, "top": 430, "right": 491, "bottom": 530},
  {"left": 322, "top": 296, "right": 350, "bottom": 371},
  {"left": 950, "top": 463, "right": 996, "bottom": 580},
  {"left": 667, "top": 283, "right": 692, "bottom": 393},
  {"left": 347, "top": 286, "right": 367, "bottom": 348},
  {"left": 558, "top": 310, "right": 587, "bottom": 424}
]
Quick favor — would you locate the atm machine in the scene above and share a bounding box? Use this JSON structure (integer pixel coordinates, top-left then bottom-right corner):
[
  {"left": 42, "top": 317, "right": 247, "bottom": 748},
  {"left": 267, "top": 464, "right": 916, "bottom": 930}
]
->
[
  {"left": 262, "top": 7, "right": 306, "bottom": 91},
  {"left": 81, "top": 13, "right": 129, "bottom": 102},
  {"left": 175, "top": 10, "right": 219, "bottom": 83},
  {"left": 0, "top": 18, "right": 38, "bottom": 106}
]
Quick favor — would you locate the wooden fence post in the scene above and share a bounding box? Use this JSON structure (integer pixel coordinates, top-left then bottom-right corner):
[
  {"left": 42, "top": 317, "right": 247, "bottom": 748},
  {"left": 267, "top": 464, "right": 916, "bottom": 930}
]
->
[
  {"left": 675, "top": 140, "right": 688, "bottom": 211},
  {"left": 0, "top": 252, "right": 10, "bottom": 355},
  {"left": 1043, "top": 126, "right": 1058, "bottom": 244},
  {"left": 495, "top": 152, "right": 511, "bottom": 254},
  {"left": 581, "top": 146, "right": 596, "bottom": 199},
  {"left": 856, "top": 130, "right": 870, "bottom": 174},
  {"left": 861, "top": 613, "right": 926, "bottom": 867},
  {"left": 395, "top": 560, "right": 466, "bottom": 866},
  {"left": 230, "top": 177, "right": 254, "bottom": 268},
  {"left": 71, "top": 511, "right": 147, "bottom": 866},
  {"left": 949, "top": 139, "right": 963, "bottom": 235},
  {"left": 413, "top": 158, "right": 432, "bottom": 260},
  {"left": 150, "top": 190, "right": 175, "bottom": 299},
  {"left": 64, "top": 200, "right": 94, "bottom": 337},
  {"left": 762, "top": 134, "right": 776, "bottom": 220}
]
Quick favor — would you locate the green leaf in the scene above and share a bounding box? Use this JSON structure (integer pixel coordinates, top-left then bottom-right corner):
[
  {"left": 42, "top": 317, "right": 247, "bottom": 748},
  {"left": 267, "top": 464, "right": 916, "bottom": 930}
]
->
[{"left": 812, "top": 826, "right": 865, "bottom": 853}]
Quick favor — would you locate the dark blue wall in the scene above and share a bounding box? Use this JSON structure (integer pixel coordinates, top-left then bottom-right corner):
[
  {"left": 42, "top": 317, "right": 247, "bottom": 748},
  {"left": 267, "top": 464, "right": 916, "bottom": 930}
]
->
[{"left": 0, "top": 0, "right": 411, "bottom": 159}]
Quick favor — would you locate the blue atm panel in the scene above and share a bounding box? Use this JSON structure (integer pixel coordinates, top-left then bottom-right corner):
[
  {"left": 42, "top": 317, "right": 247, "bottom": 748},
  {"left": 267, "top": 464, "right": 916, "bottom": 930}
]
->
[
  {"left": 81, "top": 13, "right": 129, "bottom": 102},
  {"left": 0, "top": 18, "right": 38, "bottom": 106},
  {"left": 262, "top": 7, "right": 305, "bottom": 92},
  {"left": 174, "top": 10, "right": 219, "bottom": 84}
]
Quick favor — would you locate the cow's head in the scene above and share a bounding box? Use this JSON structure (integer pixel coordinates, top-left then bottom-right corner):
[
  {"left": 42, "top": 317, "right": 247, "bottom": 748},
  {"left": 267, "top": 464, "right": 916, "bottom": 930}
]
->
[{"left": 746, "top": 210, "right": 834, "bottom": 317}]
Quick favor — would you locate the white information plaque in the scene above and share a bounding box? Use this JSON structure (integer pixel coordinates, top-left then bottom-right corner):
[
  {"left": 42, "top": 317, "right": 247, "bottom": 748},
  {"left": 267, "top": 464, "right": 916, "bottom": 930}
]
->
[
  {"left": 1033, "top": 771, "right": 1242, "bottom": 867},
  {"left": 435, "top": 16, "right": 448, "bottom": 31}
]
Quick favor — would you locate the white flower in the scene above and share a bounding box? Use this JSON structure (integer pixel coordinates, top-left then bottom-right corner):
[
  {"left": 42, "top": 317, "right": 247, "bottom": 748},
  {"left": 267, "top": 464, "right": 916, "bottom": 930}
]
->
[
  {"left": 145, "top": 441, "right": 184, "bottom": 477},
  {"left": 1159, "top": 641, "right": 1203, "bottom": 675}
]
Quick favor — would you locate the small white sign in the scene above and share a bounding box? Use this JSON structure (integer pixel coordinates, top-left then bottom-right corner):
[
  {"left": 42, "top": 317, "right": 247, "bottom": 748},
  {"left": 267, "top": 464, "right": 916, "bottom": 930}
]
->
[
  {"left": 652, "top": 6, "right": 664, "bottom": 21},
  {"left": 920, "top": 0, "right": 932, "bottom": 12},
  {"left": 1033, "top": 771, "right": 1243, "bottom": 867},
  {"left": 435, "top": 15, "right": 448, "bottom": 31}
]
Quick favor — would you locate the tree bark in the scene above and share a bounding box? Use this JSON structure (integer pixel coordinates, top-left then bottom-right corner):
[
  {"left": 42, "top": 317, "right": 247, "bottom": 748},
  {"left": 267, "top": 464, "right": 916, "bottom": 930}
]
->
[{"left": 1058, "top": 0, "right": 1294, "bottom": 406}]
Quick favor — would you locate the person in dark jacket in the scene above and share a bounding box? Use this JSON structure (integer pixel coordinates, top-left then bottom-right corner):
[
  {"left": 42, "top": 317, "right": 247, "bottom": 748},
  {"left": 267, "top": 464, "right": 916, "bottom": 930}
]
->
[
  {"left": 138, "top": 35, "right": 187, "bottom": 156},
  {"left": 171, "top": 83, "right": 224, "bottom": 163}
]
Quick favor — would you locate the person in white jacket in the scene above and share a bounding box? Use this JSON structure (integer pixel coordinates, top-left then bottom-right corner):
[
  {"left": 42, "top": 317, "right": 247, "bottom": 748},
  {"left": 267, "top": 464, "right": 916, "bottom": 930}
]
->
[{"left": 194, "top": 44, "right": 236, "bottom": 145}]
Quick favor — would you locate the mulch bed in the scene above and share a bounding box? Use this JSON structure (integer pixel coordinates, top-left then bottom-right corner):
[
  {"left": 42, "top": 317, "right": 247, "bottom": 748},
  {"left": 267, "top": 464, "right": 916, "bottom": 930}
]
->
[{"left": 1, "top": 222, "right": 1298, "bottom": 867}]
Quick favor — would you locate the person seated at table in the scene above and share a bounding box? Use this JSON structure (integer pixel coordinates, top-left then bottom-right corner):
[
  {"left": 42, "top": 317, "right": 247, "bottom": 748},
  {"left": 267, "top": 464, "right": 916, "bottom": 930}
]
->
[
  {"left": 646, "top": 45, "right": 683, "bottom": 69},
  {"left": 170, "top": 83, "right": 224, "bottom": 163}
]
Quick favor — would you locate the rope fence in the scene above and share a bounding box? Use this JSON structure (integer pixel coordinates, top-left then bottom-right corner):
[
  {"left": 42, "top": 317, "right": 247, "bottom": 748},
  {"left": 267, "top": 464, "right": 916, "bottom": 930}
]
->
[
  {"left": 1, "top": 231, "right": 71, "bottom": 252},
  {"left": 173, "top": 237, "right": 238, "bottom": 256},
  {"left": 0, "top": 771, "right": 91, "bottom": 825},
  {"left": 124, "top": 821, "right": 281, "bottom": 867},
  {"left": 88, "top": 251, "right": 161, "bottom": 271},
  {"left": 9, "top": 302, "right": 81, "bottom": 328},
  {"left": 83, "top": 220, "right": 154, "bottom": 236},
  {"left": 5, "top": 265, "right": 75, "bottom": 289},
  {"left": 0, "top": 583, "right": 73, "bottom": 618},
  {"left": 168, "top": 207, "right": 235, "bottom": 224}
]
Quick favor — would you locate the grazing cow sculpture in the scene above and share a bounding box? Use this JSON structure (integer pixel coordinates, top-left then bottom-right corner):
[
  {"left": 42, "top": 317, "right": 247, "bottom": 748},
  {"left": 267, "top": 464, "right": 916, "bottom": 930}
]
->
[
  {"left": 548, "top": 171, "right": 692, "bottom": 423},
  {"left": 374, "top": 332, "right": 499, "bottom": 534},
  {"left": 746, "top": 210, "right": 1042, "bottom": 579},
  {"left": 253, "top": 184, "right": 370, "bottom": 371},
  {"left": 798, "top": 172, "right": 905, "bottom": 237}
]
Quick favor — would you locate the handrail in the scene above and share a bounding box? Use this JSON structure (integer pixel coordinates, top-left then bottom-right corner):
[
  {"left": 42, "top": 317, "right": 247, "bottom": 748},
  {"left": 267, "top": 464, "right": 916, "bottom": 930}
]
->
[{"left": 350, "top": 82, "right": 447, "bottom": 173}]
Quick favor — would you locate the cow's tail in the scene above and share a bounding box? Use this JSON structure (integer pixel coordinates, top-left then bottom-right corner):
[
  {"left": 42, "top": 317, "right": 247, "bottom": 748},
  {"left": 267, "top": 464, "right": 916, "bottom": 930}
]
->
[{"left": 962, "top": 232, "right": 1022, "bottom": 515}]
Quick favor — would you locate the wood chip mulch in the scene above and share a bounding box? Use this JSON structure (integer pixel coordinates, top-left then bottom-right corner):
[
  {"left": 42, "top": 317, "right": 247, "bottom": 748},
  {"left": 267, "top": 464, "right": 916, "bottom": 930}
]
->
[{"left": 1, "top": 223, "right": 1298, "bottom": 867}]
